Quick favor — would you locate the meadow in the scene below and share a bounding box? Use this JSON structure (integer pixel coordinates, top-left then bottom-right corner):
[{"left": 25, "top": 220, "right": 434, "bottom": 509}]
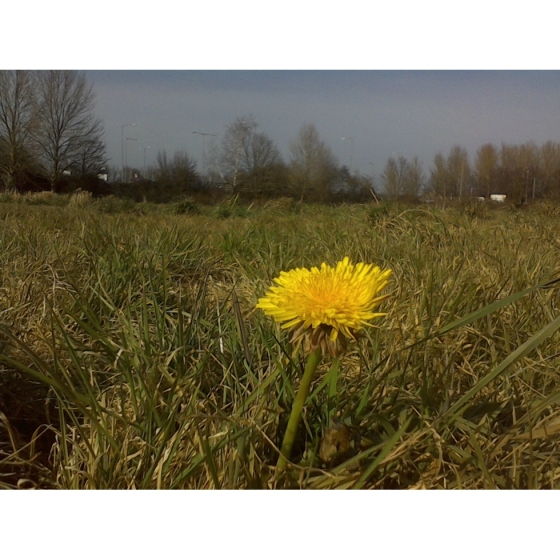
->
[{"left": 1, "top": 191, "right": 560, "bottom": 489}]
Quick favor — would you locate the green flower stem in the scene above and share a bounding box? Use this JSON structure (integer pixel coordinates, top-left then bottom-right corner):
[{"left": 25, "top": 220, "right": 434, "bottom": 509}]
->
[{"left": 277, "top": 347, "right": 322, "bottom": 470}]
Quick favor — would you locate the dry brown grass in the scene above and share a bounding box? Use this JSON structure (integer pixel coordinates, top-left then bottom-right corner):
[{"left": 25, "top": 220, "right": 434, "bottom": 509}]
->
[{"left": 1, "top": 198, "right": 560, "bottom": 488}]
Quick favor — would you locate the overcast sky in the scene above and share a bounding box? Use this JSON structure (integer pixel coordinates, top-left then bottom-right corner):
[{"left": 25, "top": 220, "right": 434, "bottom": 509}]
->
[{"left": 85, "top": 70, "right": 560, "bottom": 180}]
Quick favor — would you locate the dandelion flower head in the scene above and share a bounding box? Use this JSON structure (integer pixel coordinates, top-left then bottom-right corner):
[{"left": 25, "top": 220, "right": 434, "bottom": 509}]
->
[{"left": 256, "top": 257, "right": 392, "bottom": 356}]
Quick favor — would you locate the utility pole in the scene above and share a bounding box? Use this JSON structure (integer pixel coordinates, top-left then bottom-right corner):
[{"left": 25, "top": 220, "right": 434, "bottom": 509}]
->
[{"left": 121, "top": 123, "right": 136, "bottom": 182}]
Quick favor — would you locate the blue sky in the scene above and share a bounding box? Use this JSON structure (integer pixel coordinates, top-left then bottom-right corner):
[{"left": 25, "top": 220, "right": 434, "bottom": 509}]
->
[{"left": 86, "top": 70, "right": 560, "bottom": 180}]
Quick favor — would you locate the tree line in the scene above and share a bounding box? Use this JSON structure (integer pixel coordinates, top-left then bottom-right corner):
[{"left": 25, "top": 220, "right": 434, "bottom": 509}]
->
[
  {"left": 382, "top": 142, "right": 560, "bottom": 202},
  {"left": 0, "top": 72, "right": 374, "bottom": 203},
  {"left": 117, "top": 128, "right": 560, "bottom": 205},
  {"left": 5, "top": 71, "right": 560, "bottom": 205},
  {"left": 122, "top": 118, "right": 374, "bottom": 204},
  {"left": 0, "top": 70, "right": 106, "bottom": 192}
]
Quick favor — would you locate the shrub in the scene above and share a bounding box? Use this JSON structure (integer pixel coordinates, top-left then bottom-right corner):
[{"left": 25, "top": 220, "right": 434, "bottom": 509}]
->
[
  {"left": 69, "top": 189, "right": 93, "bottom": 208},
  {"left": 93, "top": 195, "right": 135, "bottom": 214},
  {"left": 172, "top": 197, "right": 200, "bottom": 215},
  {"left": 23, "top": 191, "right": 68, "bottom": 206},
  {"left": 367, "top": 202, "right": 389, "bottom": 225},
  {"left": 214, "top": 195, "right": 249, "bottom": 219},
  {"left": 263, "top": 196, "right": 297, "bottom": 212},
  {"left": 458, "top": 198, "right": 489, "bottom": 220}
]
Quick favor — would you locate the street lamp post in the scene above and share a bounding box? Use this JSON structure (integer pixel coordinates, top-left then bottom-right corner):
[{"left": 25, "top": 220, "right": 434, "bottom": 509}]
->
[
  {"left": 125, "top": 137, "right": 137, "bottom": 181},
  {"left": 341, "top": 137, "right": 354, "bottom": 170},
  {"left": 192, "top": 131, "right": 216, "bottom": 182},
  {"left": 139, "top": 146, "right": 151, "bottom": 179},
  {"left": 121, "top": 123, "right": 136, "bottom": 182}
]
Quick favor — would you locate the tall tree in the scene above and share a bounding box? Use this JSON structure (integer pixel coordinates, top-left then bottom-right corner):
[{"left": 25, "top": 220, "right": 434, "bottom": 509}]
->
[
  {"left": 0, "top": 70, "right": 37, "bottom": 189},
  {"left": 381, "top": 156, "right": 403, "bottom": 199},
  {"left": 239, "top": 130, "right": 285, "bottom": 195},
  {"left": 518, "top": 142, "right": 539, "bottom": 201},
  {"left": 382, "top": 155, "right": 424, "bottom": 199},
  {"left": 405, "top": 156, "right": 424, "bottom": 198},
  {"left": 288, "top": 123, "right": 338, "bottom": 202},
  {"left": 154, "top": 149, "right": 198, "bottom": 193},
  {"left": 71, "top": 134, "right": 107, "bottom": 177},
  {"left": 474, "top": 143, "right": 498, "bottom": 198},
  {"left": 539, "top": 141, "right": 560, "bottom": 199},
  {"left": 446, "top": 145, "right": 471, "bottom": 198},
  {"left": 219, "top": 116, "right": 256, "bottom": 191},
  {"left": 429, "top": 152, "right": 451, "bottom": 198},
  {"left": 495, "top": 142, "right": 540, "bottom": 202},
  {"left": 34, "top": 70, "right": 105, "bottom": 190},
  {"left": 241, "top": 131, "right": 282, "bottom": 172}
]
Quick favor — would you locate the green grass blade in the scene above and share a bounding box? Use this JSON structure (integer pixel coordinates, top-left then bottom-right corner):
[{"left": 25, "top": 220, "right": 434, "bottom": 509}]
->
[
  {"left": 353, "top": 414, "right": 412, "bottom": 489},
  {"left": 443, "top": 312, "right": 560, "bottom": 424}
]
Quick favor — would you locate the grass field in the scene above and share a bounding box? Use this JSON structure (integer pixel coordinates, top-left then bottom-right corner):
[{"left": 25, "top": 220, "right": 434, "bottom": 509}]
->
[{"left": 1, "top": 191, "right": 560, "bottom": 489}]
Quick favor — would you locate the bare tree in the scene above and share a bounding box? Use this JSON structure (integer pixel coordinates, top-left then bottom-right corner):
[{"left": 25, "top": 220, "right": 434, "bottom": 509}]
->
[
  {"left": 288, "top": 123, "right": 338, "bottom": 201},
  {"left": 382, "top": 155, "right": 424, "bottom": 199},
  {"left": 217, "top": 117, "right": 288, "bottom": 196},
  {"left": 518, "top": 142, "right": 539, "bottom": 201},
  {"left": 428, "top": 146, "right": 470, "bottom": 198},
  {"left": 34, "top": 71, "right": 105, "bottom": 191},
  {"left": 71, "top": 134, "right": 107, "bottom": 177},
  {"left": 0, "top": 70, "right": 37, "bottom": 190},
  {"left": 241, "top": 131, "right": 282, "bottom": 172},
  {"left": 429, "top": 152, "right": 450, "bottom": 198},
  {"left": 154, "top": 149, "right": 198, "bottom": 193},
  {"left": 220, "top": 116, "right": 256, "bottom": 191},
  {"left": 474, "top": 143, "right": 498, "bottom": 198},
  {"left": 239, "top": 131, "right": 284, "bottom": 195},
  {"left": 381, "top": 156, "right": 401, "bottom": 199},
  {"left": 405, "top": 156, "right": 425, "bottom": 198},
  {"left": 539, "top": 141, "right": 560, "bottom": 199},
  {"left": 496, "top": 144, "right": 520, "bottom": 200},
  {"left": 447, "top": 145, "right": 470, "bottom": 198}
]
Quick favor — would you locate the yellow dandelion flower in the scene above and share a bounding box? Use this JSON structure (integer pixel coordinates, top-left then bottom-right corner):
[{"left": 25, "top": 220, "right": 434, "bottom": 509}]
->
[{"left": 257, "top": 256, "right": 392, "bottom": 356}]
